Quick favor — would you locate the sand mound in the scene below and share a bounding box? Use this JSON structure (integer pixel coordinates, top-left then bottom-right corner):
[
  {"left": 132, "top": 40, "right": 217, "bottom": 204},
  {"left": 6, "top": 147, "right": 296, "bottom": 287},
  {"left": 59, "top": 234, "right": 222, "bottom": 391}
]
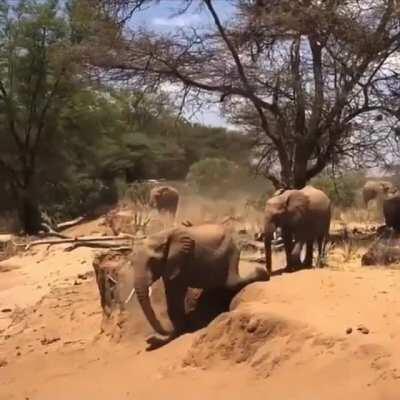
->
[{"left": 183, "top": 306, "right": 312, "bottom": 378}]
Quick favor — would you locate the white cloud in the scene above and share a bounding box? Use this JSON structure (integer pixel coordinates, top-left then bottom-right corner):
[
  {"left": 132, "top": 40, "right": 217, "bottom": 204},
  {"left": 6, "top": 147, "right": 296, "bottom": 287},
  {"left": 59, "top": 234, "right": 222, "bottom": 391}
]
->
[{"left": 152, "top": 14, "right": 201, "bottom": 28}]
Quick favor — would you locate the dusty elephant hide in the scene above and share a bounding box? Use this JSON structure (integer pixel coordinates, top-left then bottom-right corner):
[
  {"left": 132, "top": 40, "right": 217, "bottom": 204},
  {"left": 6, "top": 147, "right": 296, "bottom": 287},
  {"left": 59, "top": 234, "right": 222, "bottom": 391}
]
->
[{"left": 92, "top": 250, "right": 236, "bottom": 342}]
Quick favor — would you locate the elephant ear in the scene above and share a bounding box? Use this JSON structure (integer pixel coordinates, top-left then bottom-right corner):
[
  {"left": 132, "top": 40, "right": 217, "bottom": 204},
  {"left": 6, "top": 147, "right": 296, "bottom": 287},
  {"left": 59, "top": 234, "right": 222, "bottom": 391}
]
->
[
  {"left": 165, "top": 230, "right": 195, "bottom": 280},
  {"left": 286, "top": 191, "right": 309, "bottom": 222}
]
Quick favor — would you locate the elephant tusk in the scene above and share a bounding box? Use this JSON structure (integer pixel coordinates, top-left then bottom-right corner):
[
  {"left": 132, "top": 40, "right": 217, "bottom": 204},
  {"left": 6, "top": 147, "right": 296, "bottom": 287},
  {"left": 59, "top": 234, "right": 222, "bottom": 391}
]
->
[{"left": 124, "top": 286, "right": 153, "bottom": 304}]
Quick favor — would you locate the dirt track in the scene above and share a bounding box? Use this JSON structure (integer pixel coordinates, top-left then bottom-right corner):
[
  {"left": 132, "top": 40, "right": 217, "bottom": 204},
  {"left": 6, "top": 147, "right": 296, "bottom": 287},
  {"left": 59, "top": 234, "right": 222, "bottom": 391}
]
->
[{"left": 1, "top": 220, "right": 400, "bottom": 399}]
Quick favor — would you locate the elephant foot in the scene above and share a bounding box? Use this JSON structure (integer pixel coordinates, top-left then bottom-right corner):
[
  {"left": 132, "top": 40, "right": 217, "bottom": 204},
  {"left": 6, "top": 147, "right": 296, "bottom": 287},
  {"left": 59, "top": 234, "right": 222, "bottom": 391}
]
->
[{"left": 145, "top": 334, "right": 175, "bottom": 351}]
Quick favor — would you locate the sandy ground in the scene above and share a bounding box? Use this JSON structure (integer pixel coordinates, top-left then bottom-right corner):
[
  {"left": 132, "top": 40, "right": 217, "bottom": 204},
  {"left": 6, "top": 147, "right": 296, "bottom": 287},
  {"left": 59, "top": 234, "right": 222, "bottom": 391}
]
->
[{"left": 1, "top": 218, "right": 400, "bottom": 400}]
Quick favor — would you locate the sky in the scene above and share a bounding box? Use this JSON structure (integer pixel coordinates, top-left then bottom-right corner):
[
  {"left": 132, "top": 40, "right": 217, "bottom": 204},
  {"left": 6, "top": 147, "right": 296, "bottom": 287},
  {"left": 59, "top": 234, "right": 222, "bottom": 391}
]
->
[{"left": 127, "top": 0, "right": 235, "bottom": 128}]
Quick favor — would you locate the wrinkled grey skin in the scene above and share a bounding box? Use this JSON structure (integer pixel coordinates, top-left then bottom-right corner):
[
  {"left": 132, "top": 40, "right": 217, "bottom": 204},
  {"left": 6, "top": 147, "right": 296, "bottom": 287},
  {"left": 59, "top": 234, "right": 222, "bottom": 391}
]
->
[
  {"left": 383, "top": 189, "right": 400, "bottom": 230},
  {"left": 362, "top": 180, "right": 394, "bottom": 207},
  {"left": 132, "top": 224, "right": 268, "bottom": 349},
  {"left": 149, "top": 186, "right": 179, "bottom": 217},
  {"left": 264, "top": 186, "right": 331, "bottom": 277}
]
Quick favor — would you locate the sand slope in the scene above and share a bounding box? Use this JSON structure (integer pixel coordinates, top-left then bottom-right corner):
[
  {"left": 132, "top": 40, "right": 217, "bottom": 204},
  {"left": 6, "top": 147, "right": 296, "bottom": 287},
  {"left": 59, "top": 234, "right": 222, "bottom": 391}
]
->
[{"left": 1, "top": 221, "right": 400, "bottom": 399}]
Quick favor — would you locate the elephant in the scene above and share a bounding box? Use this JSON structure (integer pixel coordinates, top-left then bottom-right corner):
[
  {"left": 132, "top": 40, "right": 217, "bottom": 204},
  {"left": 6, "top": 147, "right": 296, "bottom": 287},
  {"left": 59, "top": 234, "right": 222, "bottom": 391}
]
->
[
  {"left": 149, "top": 185, "right": 179, "bottom": 217},
  {"left": 383, "top": 190, "right": 400, "bottom": 231},
  {"left": 362, "top": 180, "right": 395, "bottom": 207},
  {"left": 264, "top": 185, "right": 331, "bottom": 277},
  {"left": 131, "top": 223, "right": 268, "bottom": 349}
]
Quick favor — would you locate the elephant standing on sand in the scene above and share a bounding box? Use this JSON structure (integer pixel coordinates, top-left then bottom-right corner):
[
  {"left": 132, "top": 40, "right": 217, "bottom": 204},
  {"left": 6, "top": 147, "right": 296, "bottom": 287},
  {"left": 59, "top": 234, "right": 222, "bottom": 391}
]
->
[
  {"left": 362, "top": 180, "right": 395, "bottom": 207},
  {"left": 383, "top": 189, "right": 400, "bottom": 231},
  {"left": 131, "top": 224, "right": 268, "bottom": 349},
  {"left": 149, "top": 186, "right": 179, "bottom": 217},
  {"left": 264, "top": 186, "right": 331, "bottom": 278}
]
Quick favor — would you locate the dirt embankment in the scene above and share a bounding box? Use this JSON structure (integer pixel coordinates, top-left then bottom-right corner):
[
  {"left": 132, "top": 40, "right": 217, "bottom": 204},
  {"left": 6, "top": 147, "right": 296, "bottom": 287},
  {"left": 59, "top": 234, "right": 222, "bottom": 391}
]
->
[{"left": 1, "top": 217, "right": 400, "bottom": 399}]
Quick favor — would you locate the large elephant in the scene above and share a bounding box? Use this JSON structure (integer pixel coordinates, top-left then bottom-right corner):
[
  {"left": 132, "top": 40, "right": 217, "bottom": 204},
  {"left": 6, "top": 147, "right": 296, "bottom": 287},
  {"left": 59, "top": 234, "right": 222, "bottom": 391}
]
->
[
  {"left": 383, "top": 190, "right": 400, "bottom": 230},
  {"left": 362, "top": 180, "right": 395, "bottom": 207},
  {"left": 149, "top": 185, "right": 179, "bottom": 217},
  {"left": 264, "top": 185, "right": 331, "bottom": 277},
  {"left": 132, "top": 224, "right": 268, "bottom": 349}
]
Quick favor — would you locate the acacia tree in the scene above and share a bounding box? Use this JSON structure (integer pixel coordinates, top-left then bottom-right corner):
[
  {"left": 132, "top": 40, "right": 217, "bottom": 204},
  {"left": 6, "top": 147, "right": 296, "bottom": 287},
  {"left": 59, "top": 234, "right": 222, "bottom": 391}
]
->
[
  {"left": 91, "top": 0, "right": 400, "bottom": 188},
  {"left": 0, "top": 0, "right": 77, "bottom": 233}
]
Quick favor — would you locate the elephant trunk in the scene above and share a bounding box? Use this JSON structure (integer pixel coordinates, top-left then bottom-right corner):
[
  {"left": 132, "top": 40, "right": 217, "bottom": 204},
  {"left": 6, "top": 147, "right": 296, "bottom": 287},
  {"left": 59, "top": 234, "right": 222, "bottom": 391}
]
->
[{"left": 134, "top": 276, "right": 169, "bottom": 336}]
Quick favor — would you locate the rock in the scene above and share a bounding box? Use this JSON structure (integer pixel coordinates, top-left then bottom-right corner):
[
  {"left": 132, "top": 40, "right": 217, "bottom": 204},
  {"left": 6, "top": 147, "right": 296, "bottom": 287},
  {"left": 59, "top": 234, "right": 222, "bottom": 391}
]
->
[
  {"left": 41, "top": 337, "right": 61, "bottom": 345},
  {"left": 0, "top": 358, "right": 7, "bottom": 367},
  {"left": 346, "top": 327, "right": 353, "bottom": 334},
  {"left": 1, "top": 308, "right": 12, "bottom": 313},
  {"left": 357, "top": 325, "right": 370, "bottom": 335}
]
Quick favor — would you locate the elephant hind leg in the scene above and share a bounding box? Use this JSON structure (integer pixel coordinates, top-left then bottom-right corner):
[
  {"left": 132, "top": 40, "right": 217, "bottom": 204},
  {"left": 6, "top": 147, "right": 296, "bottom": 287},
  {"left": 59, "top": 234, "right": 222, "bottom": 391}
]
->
[
  {"left": 291, "top": 240, "right": 304, "bottom": 271},
  {"left": 316, "top": 235, "right": 327, "bottom": 268},
  {"left": 303, "top": 240, "right": 313, "bottom": 268}
]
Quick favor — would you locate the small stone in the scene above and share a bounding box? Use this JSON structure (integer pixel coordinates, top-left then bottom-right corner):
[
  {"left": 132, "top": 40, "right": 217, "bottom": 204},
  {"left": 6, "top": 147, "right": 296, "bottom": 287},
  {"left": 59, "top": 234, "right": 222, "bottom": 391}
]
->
[
  {"left": 346, "top": 327, "right": 353, "bottom": 334},
  {"left": 357, "top": 325, "right": 370, "bottom": 334},
  {"left": 16, "top": 351, "right": 21, "bottom": 357},
  {"left": 73, "top": 280, "right": 81, "bottom": 286},
  {"left": 1, "top": 308, "right": 12, "bottom": 313},
  {"left": 247, "top": 319, "right": 259, "bottom": 333},
  {"left": 0, "top": 358, "right": 8, "bottom": 367},
  {"left": 77, "top": 273, "right": 87, "bottom": 280}
]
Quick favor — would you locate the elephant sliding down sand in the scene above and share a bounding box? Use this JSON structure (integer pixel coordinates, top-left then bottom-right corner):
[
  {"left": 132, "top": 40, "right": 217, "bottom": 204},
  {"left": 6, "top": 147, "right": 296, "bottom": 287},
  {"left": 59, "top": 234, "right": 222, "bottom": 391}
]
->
[
  {"left": 131, "top": 224, "right": 268, "bottom": 350},
  {"left": 264, "top": 186, "right": 331, "bottom": 277}
]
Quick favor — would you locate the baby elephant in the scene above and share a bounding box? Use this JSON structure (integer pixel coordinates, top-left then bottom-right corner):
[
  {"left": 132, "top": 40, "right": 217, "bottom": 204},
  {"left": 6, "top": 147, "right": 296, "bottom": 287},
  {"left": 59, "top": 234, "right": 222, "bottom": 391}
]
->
[
  {"left": 149, "top": 185, "right": 179, "bottom": 217},
  {"left": 131, "top": 224, "right": 268, "bottom": 349}
]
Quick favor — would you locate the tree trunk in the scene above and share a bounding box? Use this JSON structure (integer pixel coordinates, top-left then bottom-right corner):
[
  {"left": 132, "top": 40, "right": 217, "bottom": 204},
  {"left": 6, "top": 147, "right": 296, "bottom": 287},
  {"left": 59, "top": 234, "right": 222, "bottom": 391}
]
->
[
  {"left": 293, "top": 142, "right": 309, "bottom": 189},
  {"left": 15, "top": 182, "right": 42, "bottom": 235}
]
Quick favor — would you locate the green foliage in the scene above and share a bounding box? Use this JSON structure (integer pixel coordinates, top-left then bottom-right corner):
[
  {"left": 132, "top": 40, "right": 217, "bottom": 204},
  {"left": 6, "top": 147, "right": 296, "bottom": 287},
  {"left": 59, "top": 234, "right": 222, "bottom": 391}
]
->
[
  {"left": 187, "top": 158, "right": 245, "bottom": 197},
  {"left": 311, "top": 172, "right": 366, "bottom": 208},
  {"left": 0, "top": 1, "right": 255, "bottom": 227},
  {"left": 116, "top": 180, "right": 152, "bottom": 207}
]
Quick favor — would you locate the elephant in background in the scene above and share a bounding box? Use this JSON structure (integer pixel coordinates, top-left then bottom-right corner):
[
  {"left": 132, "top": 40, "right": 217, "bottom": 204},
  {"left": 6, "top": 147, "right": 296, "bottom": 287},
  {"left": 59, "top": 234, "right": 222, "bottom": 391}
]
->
[
  {"left": 131, "top": 224, "right": 268, "bottom": 349},
  {"left": 149, "top": 185, "right": 179, "bottom": 217},
  {"left": 264, "top": 185, "right": 331, "bottom": 277},
  {"left": 383, "top": 189, "right": 400, "bottom": 231},
  {"left": 362, "top": 180, "right": 395, "bottom": 207}
]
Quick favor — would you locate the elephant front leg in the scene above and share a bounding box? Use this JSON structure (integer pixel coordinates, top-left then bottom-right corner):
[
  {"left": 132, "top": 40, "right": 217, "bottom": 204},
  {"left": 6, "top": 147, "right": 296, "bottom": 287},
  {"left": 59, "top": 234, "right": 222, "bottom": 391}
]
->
[
  {"left": 282, "top": 230, "right": 294, "bottom": 272},
  {"left": 146, "top": 280, "right": 187, "bottom": 351}
]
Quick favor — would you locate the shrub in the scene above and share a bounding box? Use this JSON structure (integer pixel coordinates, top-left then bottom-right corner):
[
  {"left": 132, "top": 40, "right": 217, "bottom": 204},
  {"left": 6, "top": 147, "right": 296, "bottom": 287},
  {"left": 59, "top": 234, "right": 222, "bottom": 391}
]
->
[
  {"left": 311, "top": 173, "right": 366, "bottom": 208},
  {"left": 186, "top": 158, "right": 244, "bottom": 198}
]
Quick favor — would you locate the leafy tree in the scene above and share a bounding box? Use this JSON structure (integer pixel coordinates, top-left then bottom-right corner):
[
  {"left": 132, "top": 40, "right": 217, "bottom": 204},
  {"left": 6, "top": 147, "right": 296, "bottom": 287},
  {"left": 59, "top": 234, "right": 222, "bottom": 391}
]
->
[
  {"left": 95, "top": 0, "right": 400, "bottom": 189},
  {"left": 0, "top": 0, "right": 78, "bottom": 233}
]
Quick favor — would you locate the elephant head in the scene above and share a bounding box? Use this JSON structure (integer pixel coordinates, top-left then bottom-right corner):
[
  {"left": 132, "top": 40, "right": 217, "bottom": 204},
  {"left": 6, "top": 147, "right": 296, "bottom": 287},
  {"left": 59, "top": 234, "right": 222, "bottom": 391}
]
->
[
  {"left": 264, "top": 190, "right": 309, "bottom": 275},
  {"left": 132, "top": 228, "right": 194, "bottom": 335},
  {"left": 362, "top": 180, "right": 395, "bottom": 207}
]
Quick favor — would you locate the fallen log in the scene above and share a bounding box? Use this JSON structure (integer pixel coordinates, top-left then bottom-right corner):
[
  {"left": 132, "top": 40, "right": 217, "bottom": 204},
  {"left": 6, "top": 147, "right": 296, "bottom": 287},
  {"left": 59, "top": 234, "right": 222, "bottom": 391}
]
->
[
  {"left": 64, "top": 243, "right": 132, "bottom": 252},
  {"left": 56, "top": 216, "right": 87, "bottom": 231},
  {"left": 25, "top": 234, "right": 141, "bottom": 251}
]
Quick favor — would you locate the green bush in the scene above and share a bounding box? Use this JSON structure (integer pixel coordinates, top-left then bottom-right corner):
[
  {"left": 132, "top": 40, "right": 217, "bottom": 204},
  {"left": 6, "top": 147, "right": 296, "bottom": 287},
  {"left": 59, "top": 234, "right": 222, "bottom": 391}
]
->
[
  {"left": 311, "top": 173, "right": 365, "bottom": 208},
  {"left": 186, "top": 158, "right": 244, "bottom": 197}
]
